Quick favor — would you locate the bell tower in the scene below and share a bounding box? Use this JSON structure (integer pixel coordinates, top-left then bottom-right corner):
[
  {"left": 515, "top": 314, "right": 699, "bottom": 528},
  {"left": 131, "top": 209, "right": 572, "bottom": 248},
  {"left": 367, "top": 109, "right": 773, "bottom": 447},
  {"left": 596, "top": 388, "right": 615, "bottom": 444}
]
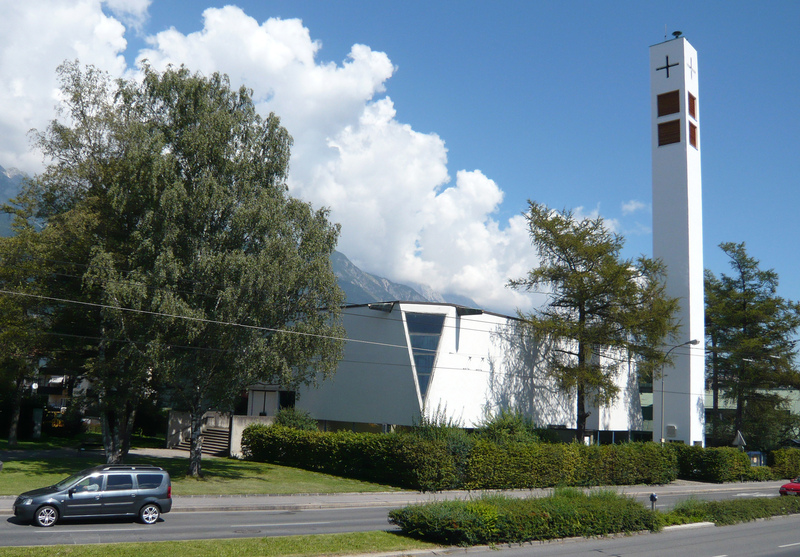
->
[{"left": 650, "top": 34, "right": 706, "bottom": 446}]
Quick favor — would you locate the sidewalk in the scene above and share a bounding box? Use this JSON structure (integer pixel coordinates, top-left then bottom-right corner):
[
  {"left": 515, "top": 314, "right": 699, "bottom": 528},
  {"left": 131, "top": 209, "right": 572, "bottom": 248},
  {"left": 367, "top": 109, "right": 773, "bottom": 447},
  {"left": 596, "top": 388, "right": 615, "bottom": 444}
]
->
[{"left": 0, "top": 447, "right": 787, "bottom": 515}]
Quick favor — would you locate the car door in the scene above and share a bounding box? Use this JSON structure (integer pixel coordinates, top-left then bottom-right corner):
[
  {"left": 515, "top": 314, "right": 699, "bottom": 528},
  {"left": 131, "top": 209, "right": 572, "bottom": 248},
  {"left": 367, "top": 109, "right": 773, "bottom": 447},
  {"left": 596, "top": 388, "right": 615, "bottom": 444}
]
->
[
  {"left": 101, "top": 473, "right": 137, "bottom": 515},
  {"left": 60, "top": 473, "right": 104, "bottom": 517}
]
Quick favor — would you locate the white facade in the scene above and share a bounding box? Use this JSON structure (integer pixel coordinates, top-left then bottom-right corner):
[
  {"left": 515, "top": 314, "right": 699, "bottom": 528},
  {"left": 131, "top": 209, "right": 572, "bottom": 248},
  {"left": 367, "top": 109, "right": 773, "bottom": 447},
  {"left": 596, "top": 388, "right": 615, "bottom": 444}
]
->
[
  {"left": 287, "top": 302, "right": 642, "bottom": 434},
  {"left": 650, "top": 36, "right": 706, "bottom": 446}
]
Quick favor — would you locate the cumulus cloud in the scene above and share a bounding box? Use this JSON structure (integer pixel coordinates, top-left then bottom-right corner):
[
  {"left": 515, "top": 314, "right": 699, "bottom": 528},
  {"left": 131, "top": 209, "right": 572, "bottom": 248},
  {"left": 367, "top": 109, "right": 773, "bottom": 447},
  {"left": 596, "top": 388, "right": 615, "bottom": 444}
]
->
[
  {"left": 0, "top": 1, "right": 129, "bottom": 171},
  {"left": 0, "top": 2, "right": 541, "bottom": 314}
]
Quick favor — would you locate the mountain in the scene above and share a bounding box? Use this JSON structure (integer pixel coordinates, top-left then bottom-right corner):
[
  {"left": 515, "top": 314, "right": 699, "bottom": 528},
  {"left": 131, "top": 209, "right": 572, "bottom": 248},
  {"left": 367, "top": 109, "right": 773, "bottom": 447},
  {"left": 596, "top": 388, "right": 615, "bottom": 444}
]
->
[
  {"left": 0, "top": 165, "right": 25, "bottom": 236},
  {"left": 331, "top": 251, "right": 478, "bottom": 307}
]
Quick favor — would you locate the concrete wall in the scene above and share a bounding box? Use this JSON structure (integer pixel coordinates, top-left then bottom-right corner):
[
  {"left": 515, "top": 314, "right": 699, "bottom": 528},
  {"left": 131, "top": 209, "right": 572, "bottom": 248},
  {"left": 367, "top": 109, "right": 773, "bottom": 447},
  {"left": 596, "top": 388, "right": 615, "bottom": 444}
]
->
[{"left": 230, "top": 415, "right": 274, "bottom": 458}]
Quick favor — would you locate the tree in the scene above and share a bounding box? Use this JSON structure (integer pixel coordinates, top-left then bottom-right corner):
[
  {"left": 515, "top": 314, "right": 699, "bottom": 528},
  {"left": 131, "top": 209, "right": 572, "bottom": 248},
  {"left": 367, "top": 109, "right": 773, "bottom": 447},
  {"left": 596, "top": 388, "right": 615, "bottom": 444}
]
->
[
  {"left": 0, "top": 190, "right": 49, "bottom": 446},
  {"left": 27, "top": 61, "right": 345, "bottom": 473},
  {"left": 508, "top": 202, "right": 679, "bottom": 441},
  {"left": 704, "top": 242, "right": 800, "bottom": 450}
]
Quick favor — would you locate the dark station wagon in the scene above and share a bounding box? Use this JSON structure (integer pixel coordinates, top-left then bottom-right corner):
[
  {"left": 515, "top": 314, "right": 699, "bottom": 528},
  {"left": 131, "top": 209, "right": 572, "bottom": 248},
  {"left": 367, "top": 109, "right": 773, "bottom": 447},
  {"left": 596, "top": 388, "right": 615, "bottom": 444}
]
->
[{"left": 13, "top": 464, "right": 172, "bottom": 527}]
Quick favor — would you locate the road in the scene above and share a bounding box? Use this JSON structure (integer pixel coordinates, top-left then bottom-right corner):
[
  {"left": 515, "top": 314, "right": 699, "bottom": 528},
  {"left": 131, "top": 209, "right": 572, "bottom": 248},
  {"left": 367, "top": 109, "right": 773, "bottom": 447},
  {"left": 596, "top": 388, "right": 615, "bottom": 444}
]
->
[{"left": 0, "top": 480, "right": 792, "bottom": 551}]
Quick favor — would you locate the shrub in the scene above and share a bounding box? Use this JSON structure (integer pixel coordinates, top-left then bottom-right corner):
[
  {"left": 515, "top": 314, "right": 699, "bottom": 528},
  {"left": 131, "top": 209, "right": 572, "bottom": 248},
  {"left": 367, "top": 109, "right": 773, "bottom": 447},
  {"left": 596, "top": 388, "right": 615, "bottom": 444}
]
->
[
  {"left": 274, "top": 407, "right": 318, "bottom": 431},
  {"left": 772, "top": 448, "right": 800, "bottom": 479},
  {"left": 389, "top": 491, "right": 661, "bottom": 546}
]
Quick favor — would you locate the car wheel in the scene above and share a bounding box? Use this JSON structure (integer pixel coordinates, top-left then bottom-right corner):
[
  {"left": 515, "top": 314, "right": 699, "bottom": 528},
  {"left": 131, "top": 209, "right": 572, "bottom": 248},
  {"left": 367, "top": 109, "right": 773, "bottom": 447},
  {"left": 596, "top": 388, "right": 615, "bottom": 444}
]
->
[
  {"left": 139, "top": 503, "right": 160, "bottom": 524},
  {"left": 34, "top": 505, "right": 58, "bottom": 527}
]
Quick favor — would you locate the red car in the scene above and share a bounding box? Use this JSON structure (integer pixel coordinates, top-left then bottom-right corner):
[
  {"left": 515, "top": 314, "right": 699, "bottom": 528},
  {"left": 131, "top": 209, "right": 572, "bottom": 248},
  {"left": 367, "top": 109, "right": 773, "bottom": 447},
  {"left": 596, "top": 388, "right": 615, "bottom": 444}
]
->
[{"left": 779, "top": 479, "right": 800, "bottom": 496}]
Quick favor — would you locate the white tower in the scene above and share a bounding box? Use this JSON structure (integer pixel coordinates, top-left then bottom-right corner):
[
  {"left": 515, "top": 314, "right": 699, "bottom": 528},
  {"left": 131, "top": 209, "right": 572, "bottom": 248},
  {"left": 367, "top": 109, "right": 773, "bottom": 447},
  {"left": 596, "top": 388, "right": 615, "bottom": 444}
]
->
[{"left": 650, "top": 35, "right": 706, "bottom": 446}]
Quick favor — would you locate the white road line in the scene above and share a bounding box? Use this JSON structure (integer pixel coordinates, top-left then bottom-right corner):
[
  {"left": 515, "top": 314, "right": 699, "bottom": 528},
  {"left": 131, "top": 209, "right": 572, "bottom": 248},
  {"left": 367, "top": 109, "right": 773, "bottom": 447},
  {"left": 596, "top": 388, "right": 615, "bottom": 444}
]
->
[
  {"left": 230, "top": 521, "right": 333, "bottom": 528},
  {"left": 778, "top": 542, "right": 800, "bottom": 548}
]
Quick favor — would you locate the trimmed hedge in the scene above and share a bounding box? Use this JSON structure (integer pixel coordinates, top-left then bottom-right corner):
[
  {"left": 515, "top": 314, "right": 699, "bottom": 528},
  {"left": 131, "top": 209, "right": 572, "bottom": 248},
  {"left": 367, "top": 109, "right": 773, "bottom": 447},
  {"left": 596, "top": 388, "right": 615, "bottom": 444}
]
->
[
  {"left": 668, "top": 495, "right": 800, "bottom": 526},
  {"left": 240, "top": 424, "right": 457, "bottom": 491},
  {"left": 670, "top": 445, "right": 752, "bottom": 483},
  {"left": 241, "top": 423, "right": 788, "bottom": 491},
  {"left": 388, "top": 491, "right": 661, "bottom": 546},
  {"left": 772, "top": 448, "right": 800, "bottom": 479}
]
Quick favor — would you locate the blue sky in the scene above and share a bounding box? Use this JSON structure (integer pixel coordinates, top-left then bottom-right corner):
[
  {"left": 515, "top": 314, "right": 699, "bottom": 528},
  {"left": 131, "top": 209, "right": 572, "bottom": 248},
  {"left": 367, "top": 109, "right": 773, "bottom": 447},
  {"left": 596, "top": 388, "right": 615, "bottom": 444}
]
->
[{"left": 0, "top": 1, "right": 798, "bottom": 314}]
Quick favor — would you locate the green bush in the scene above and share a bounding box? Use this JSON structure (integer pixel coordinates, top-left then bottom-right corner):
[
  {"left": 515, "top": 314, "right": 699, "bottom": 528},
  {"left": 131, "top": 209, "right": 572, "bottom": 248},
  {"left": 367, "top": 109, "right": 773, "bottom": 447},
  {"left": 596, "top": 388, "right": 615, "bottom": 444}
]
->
[
  {"left": 274, "top": 407, "right": 319, "bottom": 431},
  {"left": 240, "top": 424, "right": 457, "bottom": 491},
  {"left": 388, "top": 491, "right": 661, "bottom": 546},
  {"left": 670, "top": 444, "right": 751, "bottom": 482},
  {"left": 667, "top": 496, "right": 800, "bottom": 526},
  {"left": 772, "top": 448, "right": 800, "bottom": 479}
]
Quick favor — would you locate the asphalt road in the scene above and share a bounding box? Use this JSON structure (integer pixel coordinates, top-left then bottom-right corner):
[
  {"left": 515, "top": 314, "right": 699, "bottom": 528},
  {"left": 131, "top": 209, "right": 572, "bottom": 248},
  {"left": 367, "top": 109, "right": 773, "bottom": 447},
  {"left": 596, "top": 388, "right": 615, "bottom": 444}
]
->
[{"left": 0, "top": 479, "right": 790, "bottom": 548}]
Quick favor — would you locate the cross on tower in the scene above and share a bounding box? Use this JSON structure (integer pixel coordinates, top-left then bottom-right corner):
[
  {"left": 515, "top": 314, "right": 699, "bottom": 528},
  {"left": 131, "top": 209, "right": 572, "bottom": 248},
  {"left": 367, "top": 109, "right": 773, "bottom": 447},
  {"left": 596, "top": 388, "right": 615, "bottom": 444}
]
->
[
  {"left": 656, "top": 55, "right": 680, "bottom": 78},
  {"left": 687, "top": 57, "right": 697, "bottom": 80}
]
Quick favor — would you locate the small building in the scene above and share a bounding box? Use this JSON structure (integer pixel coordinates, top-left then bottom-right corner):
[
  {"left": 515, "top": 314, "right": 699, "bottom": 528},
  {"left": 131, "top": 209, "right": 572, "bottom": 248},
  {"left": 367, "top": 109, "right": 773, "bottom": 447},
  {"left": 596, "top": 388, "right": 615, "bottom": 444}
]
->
[{"left": 248, "top": 301, "right": 644, "bottom": 442}]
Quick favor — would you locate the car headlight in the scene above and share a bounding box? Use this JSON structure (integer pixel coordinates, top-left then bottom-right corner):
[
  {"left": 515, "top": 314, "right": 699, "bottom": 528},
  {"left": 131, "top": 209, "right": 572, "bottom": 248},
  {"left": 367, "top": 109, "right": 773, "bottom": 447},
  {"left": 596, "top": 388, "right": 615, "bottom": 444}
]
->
[{"left": 20, "top": 498, "right": 33, "bottom": 505}]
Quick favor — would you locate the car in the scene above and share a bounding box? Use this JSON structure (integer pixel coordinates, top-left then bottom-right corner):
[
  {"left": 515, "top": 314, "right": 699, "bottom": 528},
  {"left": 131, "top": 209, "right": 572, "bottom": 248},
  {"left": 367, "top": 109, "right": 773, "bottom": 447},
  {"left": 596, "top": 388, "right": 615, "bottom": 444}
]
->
[
  {"left": 13, "top": 464, "right": 172, "bottom": 527},
  {"left": 779, "top": 478, "right": 800, "bottom": 496}
]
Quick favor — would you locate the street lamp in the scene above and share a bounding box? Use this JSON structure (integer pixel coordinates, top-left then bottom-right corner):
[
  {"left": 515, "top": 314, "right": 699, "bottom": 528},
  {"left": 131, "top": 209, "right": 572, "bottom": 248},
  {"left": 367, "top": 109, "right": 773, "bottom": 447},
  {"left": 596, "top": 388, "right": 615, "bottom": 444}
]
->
[{"left": 660, "top": 339, "right": 700, "bottom": 445}]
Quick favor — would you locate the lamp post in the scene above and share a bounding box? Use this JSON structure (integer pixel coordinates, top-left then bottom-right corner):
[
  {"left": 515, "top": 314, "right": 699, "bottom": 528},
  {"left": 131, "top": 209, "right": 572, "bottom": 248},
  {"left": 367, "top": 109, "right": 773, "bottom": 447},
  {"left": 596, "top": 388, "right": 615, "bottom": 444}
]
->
[{"left": 660, "top": 339, "right": 700, "bottom": 445}]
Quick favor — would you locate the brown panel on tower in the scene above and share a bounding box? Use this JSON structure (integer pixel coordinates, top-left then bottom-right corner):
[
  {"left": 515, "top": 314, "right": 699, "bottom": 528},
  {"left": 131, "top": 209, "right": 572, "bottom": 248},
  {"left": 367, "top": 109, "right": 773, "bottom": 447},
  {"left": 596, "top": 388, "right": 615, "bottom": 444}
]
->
[
  {"left": 657, "top": 90, "right": 680, "bottom": 117},
  {"left": 689, "top": 123, "right": 698, "bottom": 148},
  {"left": 688, "top": 93, "right": 697, "bottom": 119},
  {"left": 658, "top": 120, "right": 681, "bottom": 146}
]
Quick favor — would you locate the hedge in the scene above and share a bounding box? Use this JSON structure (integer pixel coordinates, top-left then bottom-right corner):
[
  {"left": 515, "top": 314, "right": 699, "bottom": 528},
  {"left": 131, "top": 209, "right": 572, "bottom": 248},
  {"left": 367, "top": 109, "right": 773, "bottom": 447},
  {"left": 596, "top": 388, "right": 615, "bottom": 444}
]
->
[
  {"left": 241, "top": 423, "right": 791, "bottom": 491},
  {"left": 240, "top": 424, "right": 458, "bottom": 491},
  {"left": 388, "top": 491, "right": 661, "bottom": 546}
]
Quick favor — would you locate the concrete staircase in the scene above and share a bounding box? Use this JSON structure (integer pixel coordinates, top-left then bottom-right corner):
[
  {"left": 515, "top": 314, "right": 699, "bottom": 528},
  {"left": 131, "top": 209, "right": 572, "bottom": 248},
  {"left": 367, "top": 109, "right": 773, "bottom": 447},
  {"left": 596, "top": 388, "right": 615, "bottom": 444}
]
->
[{"left": 175, "top": 426, "right": 230, "bottom": 456}]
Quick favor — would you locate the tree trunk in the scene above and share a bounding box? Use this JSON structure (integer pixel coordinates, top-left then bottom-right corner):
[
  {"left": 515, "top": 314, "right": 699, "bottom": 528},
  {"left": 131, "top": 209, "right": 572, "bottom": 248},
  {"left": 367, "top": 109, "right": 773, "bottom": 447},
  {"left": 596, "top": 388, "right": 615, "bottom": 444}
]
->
[
  {"left": 187, "top": 410, "right": 204, "bottom": 478},
  {"left": 7, "top": 377, "right": 24, "bottom": 448},
  {"left": 101, "top": 402, "right": 137, "bottom": 464},
  {"left": 576, "top": 385, "right": 589, "bottom": 443}
]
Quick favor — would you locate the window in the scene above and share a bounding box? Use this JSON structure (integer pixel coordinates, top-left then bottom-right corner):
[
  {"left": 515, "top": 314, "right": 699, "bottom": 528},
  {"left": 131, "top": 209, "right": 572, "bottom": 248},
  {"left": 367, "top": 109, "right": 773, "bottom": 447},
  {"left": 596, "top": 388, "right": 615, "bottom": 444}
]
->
[
  {"left": 688, "top": 93, "right": 697, "bottom": 119},
  {"left": 689, "top": 123, "right": 698, "bottom": 148},
  {"left": 658, "top": 120, "right": 681, "bottom": 146},
  {"left": 136, "top": 474, "right": 163, "bottom": 489},
  {"left": 405, "top": 313, "right": 446, "bottom": 399},
  {"left": 657, "top": 90, "right": 680, "bottom": 117},
  {"left": 106, "top": 474, "right": 133, "bottom": 491}
]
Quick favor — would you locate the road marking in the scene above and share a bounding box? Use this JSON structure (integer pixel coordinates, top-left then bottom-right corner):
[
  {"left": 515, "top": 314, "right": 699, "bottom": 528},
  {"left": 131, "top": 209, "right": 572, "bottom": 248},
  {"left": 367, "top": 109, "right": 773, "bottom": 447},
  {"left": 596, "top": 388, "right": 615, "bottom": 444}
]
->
[
  {"left": 231, "top": 521, "right": 333, "bottom": 528},
  {"left": 779, "top": 542, "right": 800, "bottom": 548}
]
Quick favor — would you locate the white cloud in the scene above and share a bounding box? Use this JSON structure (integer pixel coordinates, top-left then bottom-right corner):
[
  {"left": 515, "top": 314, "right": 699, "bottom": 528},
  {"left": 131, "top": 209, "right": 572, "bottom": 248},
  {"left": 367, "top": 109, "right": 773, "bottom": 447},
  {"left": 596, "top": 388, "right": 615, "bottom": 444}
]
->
[
  {"left": 0, "top": 2, "right": 541, "bottom": 314},
  {"left": 0, "top": 0, "right": 129, "bottom": 171},
  {"left": 622, "top": 199, "right": 649, "bottom": 215}
]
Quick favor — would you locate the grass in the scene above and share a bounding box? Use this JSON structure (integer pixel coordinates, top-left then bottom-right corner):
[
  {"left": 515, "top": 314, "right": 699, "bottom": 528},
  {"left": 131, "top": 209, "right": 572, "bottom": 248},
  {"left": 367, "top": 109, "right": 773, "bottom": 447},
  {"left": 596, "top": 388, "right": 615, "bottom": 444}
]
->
[
  {"left": 0, "top": 531, "right": 439, "bottom": 557},
  {"left": 0, "top": 455, "right": 401, "bottom": 496}
]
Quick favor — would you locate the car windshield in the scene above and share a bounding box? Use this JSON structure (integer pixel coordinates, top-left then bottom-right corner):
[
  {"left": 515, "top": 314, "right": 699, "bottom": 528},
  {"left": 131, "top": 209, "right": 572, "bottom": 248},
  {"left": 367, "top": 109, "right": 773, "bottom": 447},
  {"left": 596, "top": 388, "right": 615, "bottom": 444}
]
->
[{"left": 53, "top": 469, "right": 94, "bottom": 491}]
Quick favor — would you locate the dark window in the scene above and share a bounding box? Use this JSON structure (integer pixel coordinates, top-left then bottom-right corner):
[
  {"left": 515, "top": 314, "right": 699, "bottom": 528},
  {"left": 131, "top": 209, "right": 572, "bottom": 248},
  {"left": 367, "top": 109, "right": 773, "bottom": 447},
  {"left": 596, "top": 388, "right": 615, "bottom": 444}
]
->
[
  {"left": 405, "top": 313, "right": 446, "bottom": 399},
  {"left": 658, "top": 120, "right": 681, "bottom": 146},
  {"left": 136, "top": 474, "right": 163, "bottom": 489},
  {"left": 689, "top": 123, "right": 698, "bottom": 148},
  {"left": 688, "top": 93, "right": 697, "bottom": 119},
  {"left": 106, "top": 474, "right": 133, "bottom": 491},
  {"left": 279, "top": 390, "right": 296, "bottom": 409},
  {"left": 657, "top": 90, "right": 680, "bottom": 117}
]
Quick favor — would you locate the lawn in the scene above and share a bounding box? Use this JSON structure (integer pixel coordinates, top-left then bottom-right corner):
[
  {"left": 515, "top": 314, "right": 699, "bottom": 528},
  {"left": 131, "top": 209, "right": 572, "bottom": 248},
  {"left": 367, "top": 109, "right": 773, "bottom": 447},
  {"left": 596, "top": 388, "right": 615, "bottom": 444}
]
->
[
  {"left": 0, "top": 453, "right": 401, "bottom": 496},
  {"left": 0, "top": 531, "right": 439, "bottom": 557}
]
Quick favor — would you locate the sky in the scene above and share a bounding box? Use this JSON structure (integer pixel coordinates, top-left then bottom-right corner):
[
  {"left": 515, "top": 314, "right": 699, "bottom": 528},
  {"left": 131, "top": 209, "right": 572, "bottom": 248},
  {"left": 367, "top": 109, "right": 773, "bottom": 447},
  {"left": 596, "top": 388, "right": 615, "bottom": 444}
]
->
[{"left": 0, "top": 1, "right": 798, "bottom": 316}]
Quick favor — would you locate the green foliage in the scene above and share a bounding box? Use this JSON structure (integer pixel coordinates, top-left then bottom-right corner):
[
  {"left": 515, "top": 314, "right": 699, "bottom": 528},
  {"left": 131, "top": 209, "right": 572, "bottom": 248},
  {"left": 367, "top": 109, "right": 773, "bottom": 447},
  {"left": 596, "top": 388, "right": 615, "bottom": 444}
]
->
[
  {"left": 772, "top": 448, "right": 800, "bottom": 479},
  {"left": 274, "top": 407, "right": 318, "bottom": 431},
  {"left": 388, "top": 491, "right": 661, "bottom": 546},
  {"left": 474, "top": 409, "right": 546, "bottom": 445},
  {"left": 20, "top": 61, "right": 345, "bottom": 473},
  {"left": 705, "top": 242, "right": 800, "bottom": 451},
  {"left": 241, "top": 424, "right": 457, "bottom": 491},
  {"left": 667, "top": 496, "right": 800, "bottom": 527},
  {"left": 508, "top": 201, "right": 679, "bottom": 438},
  {"left": 670, "top": 444, "right": 751, "bottom": 482}
]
